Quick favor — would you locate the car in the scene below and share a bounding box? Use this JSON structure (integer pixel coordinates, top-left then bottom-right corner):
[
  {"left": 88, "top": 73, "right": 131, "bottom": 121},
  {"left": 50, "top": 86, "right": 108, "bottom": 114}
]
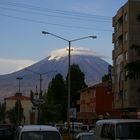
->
[
  {"left": 89, "top": 128, "right": 94, "bottom": 133},
  {"left": 14, "top": 125, "right": 63, "bottom": 140},
  {"left": 94, "top": 119, "right": 140, "bottom": 140},
  {"left": 0, "top": 124, "right": 17, "bottom": 132},
  {"left": 75, "top": 132, "right": 96, "bottom": 140},
  {"left": 0, "top": 127, "right": 14, "bottom": 140}
]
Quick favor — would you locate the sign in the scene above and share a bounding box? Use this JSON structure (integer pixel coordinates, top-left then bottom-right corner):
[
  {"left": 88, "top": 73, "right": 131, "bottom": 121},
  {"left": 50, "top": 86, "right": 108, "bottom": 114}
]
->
[
  {"left": 70, "top": 108, "right": 76, "bottom": 119},
  {"left": 33, "top": 99, "right": 44, "bottom": 106},
  {"left": 108, "top": 65, "right": 112, "bottom": 92}
]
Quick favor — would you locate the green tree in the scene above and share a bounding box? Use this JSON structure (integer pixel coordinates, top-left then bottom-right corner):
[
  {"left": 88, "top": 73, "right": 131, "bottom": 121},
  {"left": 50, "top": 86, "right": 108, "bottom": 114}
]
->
[
  {"left": 40, "top": 73, "right": 67, "bottom": 123},
  {"left": 0, "top": 102, "right": 6, "bottom": 123},
  {"left": 30, "top": 90, "right": 34, "bottom": 103},
  {"left": 66, "top": 64, "right": 87, "bottom": 110},
  {"left": 6, "top": 100, "right": 24, "bottom": 125},
  {"left": 102, "top": 74, "right": 109, "bottom": 82}
]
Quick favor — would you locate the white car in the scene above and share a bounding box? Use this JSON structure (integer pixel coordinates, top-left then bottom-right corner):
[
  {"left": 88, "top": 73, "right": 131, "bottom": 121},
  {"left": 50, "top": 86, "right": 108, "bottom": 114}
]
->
[
  {"left": 94, "top": 119, "right": 140, "bottom": 140},
  {"left": 75, "top": 132, "right": 95, "bottom": 140},
  {"left": 14, "top": 125, "right": 63, "bottom": 140}
]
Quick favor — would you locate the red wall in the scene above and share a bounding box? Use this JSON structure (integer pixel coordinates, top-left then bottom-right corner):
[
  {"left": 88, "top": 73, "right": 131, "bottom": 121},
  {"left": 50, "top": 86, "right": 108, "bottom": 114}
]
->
[{"left": 95, "top": 86, "right": 114, "bottom": 116}]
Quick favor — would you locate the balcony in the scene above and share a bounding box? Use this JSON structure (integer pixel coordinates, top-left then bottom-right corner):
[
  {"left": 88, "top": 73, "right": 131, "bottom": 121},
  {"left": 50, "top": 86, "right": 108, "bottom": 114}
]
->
[
  {"left": 117, "top": 7, "right": 123, "bottom": 20},
  {"left": 117, "top": 44, "right": 123, "bottom": 55},
  {"left": 112, "top": 16, "right": 116, "bottom": 27},
  {"left": 112, "top": 50, "right": 115, "bottom": 60},
  {"left": 112, "top": 33, "right": 115, "bottom": 43},
  {"left": 117, "top": 26, "right": 123, "bottom": 38}
]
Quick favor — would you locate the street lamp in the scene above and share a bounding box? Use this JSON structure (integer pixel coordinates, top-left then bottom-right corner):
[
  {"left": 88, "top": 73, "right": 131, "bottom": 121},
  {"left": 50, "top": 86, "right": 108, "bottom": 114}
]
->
[
  {"left": 25, "top": 69, "right": 43, "bottom": 98},
  {"left": 25, "top": 68, "right": 56, "bottom": 97},
  {"left": 42, "top": 31, "right": 97, "bottom": 133},
  {"left": 16, "top": 77, "right": 23, "bottom": 93},
  {"left": 16, "top": 77, "right": 23, "bottom": 125},
  {"left": 24, "top": 68, "right": 56, "bottom": 123}
]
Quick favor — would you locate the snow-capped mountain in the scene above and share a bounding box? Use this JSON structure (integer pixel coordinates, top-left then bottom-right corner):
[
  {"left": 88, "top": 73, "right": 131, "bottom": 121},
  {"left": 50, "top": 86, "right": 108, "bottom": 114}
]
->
[{"left": 0, "top": 47, "right": 109, "bottom": 100}]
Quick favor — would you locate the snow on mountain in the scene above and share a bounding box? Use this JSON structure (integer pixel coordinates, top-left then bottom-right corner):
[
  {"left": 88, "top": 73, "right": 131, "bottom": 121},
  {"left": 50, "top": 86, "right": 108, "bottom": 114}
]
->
[
  {"left": 0, "top": 47, "right": 109, "bottom": 100},
  {"left": 47, "top": 47, "right": 104, "bottom": 60}
]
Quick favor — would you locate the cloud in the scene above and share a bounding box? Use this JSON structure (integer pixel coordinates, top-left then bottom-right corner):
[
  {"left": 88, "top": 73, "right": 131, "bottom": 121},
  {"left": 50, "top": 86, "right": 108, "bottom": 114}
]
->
[
  {"left": 47, "top": 46, "right": 106, "bottom": 60},
  {"left": 0, "top": 58, "right": 36, "bottom": 75}
]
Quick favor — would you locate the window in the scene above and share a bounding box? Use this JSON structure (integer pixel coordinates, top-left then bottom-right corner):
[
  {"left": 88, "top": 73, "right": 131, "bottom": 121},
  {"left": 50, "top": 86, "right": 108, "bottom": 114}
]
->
[
  {"left": 124, "top": 12, "right": 128, "bottom": 22},
  {"left": 136, "top": 14, "right": 140, "bottom": 21},
  {"left": 124, "top": 90, "right": 128, "bottom": 100},
  {"left": 120, "top": 71, "right": 124, "bottom": 80},
  {"left": 116, "top": 123, "right": 140, "bottom": 139},
  {"left": 93, "top": 90, "right": 96, "bottom": 97},
  {"left": 21, "top": 131, "right": 62, "bottom": 140},
  {"left": 101, "top": 124, "right": 110, "bottom": 138},
  {"left": 101, "top": 124, "right": 115, "bottom": 139},
  {"left": 124, "top": 32, "right": 128, "bottom": 41},
  {"left": 124, "top": 51, "right": 128, "bottom": 61},
  {"left": 115, "top": 39, "right": 119, "bottom": 48}
]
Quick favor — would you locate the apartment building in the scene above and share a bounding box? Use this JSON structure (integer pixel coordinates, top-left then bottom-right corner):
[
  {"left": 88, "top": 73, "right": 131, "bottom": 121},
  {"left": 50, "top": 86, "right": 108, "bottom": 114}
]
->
[
  {"left": 77, "top": 82, "right": 116, "bottom": 124},
  {"left": 112, "top": 0, "right": 140, "bottom": 112}
]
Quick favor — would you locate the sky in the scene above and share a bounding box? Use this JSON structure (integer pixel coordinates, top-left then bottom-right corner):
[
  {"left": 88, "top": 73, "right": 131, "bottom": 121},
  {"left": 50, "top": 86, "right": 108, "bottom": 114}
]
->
[{"left": 0, "top": 0, "right": 128, "bottom": 75}]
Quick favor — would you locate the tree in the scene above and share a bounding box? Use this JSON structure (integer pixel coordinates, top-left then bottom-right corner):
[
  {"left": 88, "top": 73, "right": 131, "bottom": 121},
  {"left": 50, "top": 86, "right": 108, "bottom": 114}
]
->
[
  {"left": 6, "top": 100, "right": 24, "bottom": 125},
  {"left": 102, "top": 74, "right": 109, "bottom": 82},
  {"left": 0, "top": 102, "right": 6, "bottom": 123},
  {"left": 40, "top": 73, "right": 67, "bottom": 123},
  {"left": 66, "top": 64, "right": 87, "bottom": 110},
  {"left": 47, "top": 74, "right": 67, "bottom": 105},
  {"left": 30, "top": 90, "right": 34, "bottom": 103}
]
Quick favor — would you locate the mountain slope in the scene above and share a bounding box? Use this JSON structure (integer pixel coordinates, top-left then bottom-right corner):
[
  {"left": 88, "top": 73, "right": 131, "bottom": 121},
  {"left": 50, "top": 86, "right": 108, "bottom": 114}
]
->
[{"left": 0, "top": 48, "right": 109, "bottom": 99}]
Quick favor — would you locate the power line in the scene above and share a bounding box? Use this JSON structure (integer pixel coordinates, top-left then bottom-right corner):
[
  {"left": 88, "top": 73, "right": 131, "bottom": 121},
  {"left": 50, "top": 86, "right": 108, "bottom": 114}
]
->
[
  {"left": 0, "top": 6, "right": 111, "bottom": 23},
  {"left": 0, "top": 13, "right": 112, "bottom": 32},
  {"left": 0, "top": 0, "right": 111, "bottom": 21}
]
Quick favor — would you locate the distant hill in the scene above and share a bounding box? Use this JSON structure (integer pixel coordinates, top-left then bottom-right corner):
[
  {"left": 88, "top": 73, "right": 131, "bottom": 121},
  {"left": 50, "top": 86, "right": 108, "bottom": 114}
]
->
[{"left": 0, "top": 47, "right": 109, "bottom": 100}]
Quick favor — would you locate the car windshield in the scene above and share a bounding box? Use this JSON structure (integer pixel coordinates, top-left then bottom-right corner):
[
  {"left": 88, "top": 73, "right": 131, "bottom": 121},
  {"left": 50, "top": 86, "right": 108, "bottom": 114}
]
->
[
  {"left": 21, "top": 131, "right": 61, "bottom": 140},
  {"left": 116, "top": 122, "right": 140, "bottom": 139},
  {"left": 82, "top": 135, "right": 95, "bottom": 140}
]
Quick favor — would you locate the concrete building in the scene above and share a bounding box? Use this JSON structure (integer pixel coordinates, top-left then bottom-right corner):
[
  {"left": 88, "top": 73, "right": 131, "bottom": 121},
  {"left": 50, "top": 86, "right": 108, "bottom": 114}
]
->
[
  {"left": 77, "top": 82, "right": 118, "bottom": 125},
  {"left": 112, "top": 0, "right": 140, "bottom": 113},
  {"left": 5, "top": 93, "right": 33, "bottom": 124}
]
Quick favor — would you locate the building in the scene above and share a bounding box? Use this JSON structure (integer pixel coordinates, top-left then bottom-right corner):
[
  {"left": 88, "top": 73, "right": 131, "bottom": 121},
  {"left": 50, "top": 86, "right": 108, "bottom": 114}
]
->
[
  {"left": 77, "top": 82, "right": 117, "bottom": 125},
  {"left": 5, "top": 93, "right": 33, "bottom": 124},
  {"left": 112, "top": 0, "right": 140, "bottom": 114}
]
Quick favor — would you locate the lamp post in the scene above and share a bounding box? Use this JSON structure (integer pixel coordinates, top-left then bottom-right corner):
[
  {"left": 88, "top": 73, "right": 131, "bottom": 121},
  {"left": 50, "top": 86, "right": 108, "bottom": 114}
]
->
[
  {"left": 25, "top": 69, "right": 43, "bottom": 98},
  {"left": 42, "top": 31, "right": 97, "bottom": 133},
  {"left": 16, "top": 77, "right": 23, "bottom": 93},
  {"left": 25, "top": 69, "right": 55, "bottom": 96},
  {"left": 24, "top": 68, "right": 56, "bottom": 123},
  {"left": 16, "top": 77, "right": 23, "bottom": 125}
]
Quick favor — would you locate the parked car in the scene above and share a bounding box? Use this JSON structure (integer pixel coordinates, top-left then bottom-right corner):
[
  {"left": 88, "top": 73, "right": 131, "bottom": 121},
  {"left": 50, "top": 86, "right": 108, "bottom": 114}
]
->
[
  {"left": 0, "top": 124, "right": 17, "bottom": 132},
  {"left": 94, "top": 119, "right": 140, "bottom": 140},
  {"left": 75, "top": 132, "right": 95, "bottom": 140},
  {"left": 0, "top": 127, "right": 14, "bottom": 140},
  {"left": 14, "top": 125, "right": 63, "bottom": 140}
]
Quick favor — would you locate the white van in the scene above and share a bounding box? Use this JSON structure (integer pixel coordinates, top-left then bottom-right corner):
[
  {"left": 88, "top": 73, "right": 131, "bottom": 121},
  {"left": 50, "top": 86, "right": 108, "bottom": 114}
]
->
[
  {"left": 14, "top": 125, "right": 63, "bottom": 140},
  {"left": 94, "top": 119, "right": 140, "bottom": 140},
  {"left": 64, "top": 122, "right": 83, "bottom": 133}
]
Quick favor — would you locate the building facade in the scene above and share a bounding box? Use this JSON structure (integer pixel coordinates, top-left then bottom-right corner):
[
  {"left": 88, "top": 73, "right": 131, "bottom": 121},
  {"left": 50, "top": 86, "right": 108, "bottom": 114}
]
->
[
  {"left": 112, "top": 0, "right": 140, "bottom": 111},
  {"left": 5, "top": 93, "right": 33, "bottom": 124},
  {"left": 77, "top": 82, "right": 116, "bottom": 125}
]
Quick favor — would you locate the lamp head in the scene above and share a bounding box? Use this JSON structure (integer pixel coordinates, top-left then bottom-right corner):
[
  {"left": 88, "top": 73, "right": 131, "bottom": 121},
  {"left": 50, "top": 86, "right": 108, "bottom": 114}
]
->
[
  {"left": 16, "top": 77, "right": 23, "bottom": 80},
  {"left": 42, "top": 31, "right": 50, "bottom": 35},
  {"left": 89, "top": 36, "right": 97, "bottom": 39}
]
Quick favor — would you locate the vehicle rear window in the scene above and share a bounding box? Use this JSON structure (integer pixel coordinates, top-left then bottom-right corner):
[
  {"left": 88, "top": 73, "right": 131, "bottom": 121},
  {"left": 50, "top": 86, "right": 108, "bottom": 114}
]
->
[
  {"left": 21, "top": 131, "right": 62, "bottom": 140},
  {"left": 116, "top": 122, "right": 140, "bottom": 139}
]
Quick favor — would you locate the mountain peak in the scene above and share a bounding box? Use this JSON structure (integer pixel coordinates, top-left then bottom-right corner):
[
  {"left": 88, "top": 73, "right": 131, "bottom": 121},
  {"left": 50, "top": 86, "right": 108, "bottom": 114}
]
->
[{"left": 47, "top": 47, "right": 97, "bottom": 60}]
